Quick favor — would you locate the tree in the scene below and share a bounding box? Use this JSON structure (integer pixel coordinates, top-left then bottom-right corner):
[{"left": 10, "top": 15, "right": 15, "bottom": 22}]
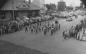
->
[
  {"left": 80, "top": 0, "right": 86, "bottom": 8},
  {"left": 45, "top": 3, "right": 56, "bottom": 11},
  {"left": 50, "top": 4, "right": 56, "bottom": 10},
  {"left": 45, "top": 4, "right": 51, "bottom": 11}
]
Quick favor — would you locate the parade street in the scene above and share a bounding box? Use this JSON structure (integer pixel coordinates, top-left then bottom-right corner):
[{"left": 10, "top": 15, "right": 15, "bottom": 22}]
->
[
  {"left": 0, "top": 13, "right": 86, "bottom": 54},
  {"left": 0, "top": 0, "right": 86, "bottom": 54}
]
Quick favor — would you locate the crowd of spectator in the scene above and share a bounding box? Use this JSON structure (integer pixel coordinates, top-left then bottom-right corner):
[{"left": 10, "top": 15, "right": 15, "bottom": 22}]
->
[{"left": 63, "top": 19, "right": 86, "bottom": 40}]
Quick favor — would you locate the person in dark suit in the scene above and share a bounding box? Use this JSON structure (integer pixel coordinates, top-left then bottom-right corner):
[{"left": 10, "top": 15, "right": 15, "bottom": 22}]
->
[{"left": 25, "top": 26, "right": 28, "bottom": 32}]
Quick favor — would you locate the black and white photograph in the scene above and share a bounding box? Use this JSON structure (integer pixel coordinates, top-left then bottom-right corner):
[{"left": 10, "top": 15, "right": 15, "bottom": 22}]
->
[{"left": 0, "top": 0, "right": 86, "bottom": 54}]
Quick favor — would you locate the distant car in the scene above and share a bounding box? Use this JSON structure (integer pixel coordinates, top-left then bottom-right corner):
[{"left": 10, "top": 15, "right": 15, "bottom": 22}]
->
[{"left": 66, "top": 18, "right": 73, "bottom": 22}]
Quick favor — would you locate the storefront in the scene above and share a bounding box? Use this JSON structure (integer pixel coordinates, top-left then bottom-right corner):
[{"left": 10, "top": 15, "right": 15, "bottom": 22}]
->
[
  {"left": 15, "top": 10, "right": 40, "bottom": 18},
  {"left": 0, "top": 10, "right": 13, "bottom": 21}
]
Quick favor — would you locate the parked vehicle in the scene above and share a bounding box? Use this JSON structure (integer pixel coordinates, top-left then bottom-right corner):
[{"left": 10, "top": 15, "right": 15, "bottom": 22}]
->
[{"left": 66, "top": 18, "right": 73, "bottom": 22}]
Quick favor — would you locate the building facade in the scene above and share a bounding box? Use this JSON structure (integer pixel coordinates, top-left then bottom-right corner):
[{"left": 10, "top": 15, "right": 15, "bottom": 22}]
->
[
  {"left": 57, "top": 0, "right": 66, "bottom": 11},
  {"left": 0, "top": 0, "right": 45, "bottom": 21}
]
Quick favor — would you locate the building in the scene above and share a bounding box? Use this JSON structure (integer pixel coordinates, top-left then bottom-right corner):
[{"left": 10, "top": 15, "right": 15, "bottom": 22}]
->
[
  {"left": 0, "top": 10, "right": 13, "bottom": 22},
  {"left": 1, "top": 0, "right": 45, "bottom": 10},
  {"left": 57, "top": 0, "right": 66, "bottom": 11},
  {"left": 0, "top": 0, "right": 45, "bottom": 20}
]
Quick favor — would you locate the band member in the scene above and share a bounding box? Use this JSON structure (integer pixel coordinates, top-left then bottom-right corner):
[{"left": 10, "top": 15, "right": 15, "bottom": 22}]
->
[{"left": 25, "top": 26, "right": 28, "bottom": 32}]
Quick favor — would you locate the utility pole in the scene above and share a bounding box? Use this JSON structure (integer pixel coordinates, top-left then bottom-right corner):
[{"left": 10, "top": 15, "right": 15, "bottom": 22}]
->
[
  {"left": 12, "top": 0, "right": 15, "bottom": 20},
  {"left": 29, "top": 0, "right": 31, "bottom": 4}
]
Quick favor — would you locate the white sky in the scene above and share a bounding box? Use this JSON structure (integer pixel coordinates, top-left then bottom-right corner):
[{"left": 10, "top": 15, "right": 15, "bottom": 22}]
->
[{"left": 45, "top": 0, "right": 81, "bottom": 7}]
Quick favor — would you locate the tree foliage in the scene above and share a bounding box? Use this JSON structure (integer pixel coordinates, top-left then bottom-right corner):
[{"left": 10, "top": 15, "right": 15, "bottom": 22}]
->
[
  {"left": 80, "top": 0, "right": 86, "bottom": 7},
  {"left": 45, "top": 4, "right": 56, "bottom": 11}
]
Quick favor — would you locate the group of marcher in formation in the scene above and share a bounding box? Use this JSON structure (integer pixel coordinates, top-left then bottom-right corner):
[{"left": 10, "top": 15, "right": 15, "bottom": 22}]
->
[{"left": 24, "top": 20, "right": 60, "bottom": 36}]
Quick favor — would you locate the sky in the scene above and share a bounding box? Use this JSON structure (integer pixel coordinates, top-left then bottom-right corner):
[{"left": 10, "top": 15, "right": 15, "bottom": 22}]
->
[{"left": 45, "top": 0, "right": 81, "bottom": 7}]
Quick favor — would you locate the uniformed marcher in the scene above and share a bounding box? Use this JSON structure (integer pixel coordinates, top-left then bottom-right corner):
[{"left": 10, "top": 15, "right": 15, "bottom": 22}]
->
[{"left": 25, "top": 26, "right": 28, "bottom": 32}]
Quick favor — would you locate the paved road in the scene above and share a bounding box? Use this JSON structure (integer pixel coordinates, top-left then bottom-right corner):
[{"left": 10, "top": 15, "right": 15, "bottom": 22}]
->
[
  {"left": 0, "top": 40, "right": 48, "bottom": 54},
  {"left": 0, "top": 15, "right": 86, "bottom": 54}
]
